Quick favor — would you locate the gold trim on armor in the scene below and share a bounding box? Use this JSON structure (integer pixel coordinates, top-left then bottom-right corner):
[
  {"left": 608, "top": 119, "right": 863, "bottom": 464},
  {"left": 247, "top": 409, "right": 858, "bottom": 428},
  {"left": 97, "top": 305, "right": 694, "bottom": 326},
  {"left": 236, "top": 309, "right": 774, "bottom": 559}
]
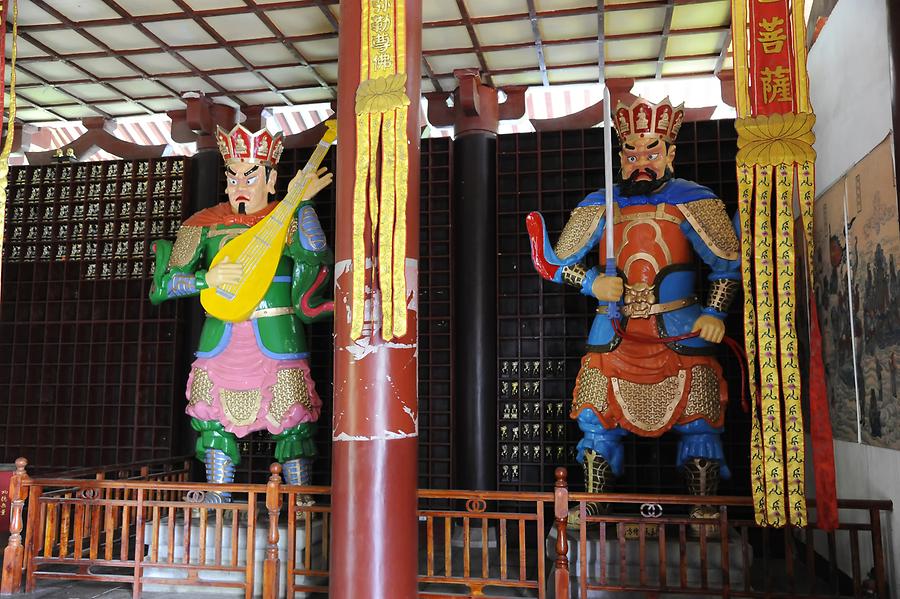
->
[
  {"left": 611, "top": 370, "right": 687, "bottom": 432},
  {"left": 188, "top": 368, "right": 215, "bottom": 406},
  {"left": 561, "top": 263, "right": 587, "bottom": 288},
  {"left": 683, "top": 366, "right": 722, "bottom": 421},
  {"left": 573, "top": 364, "right": 609, "bottom": 415},
  {"left": 221, "top": 389, "right": 262, "bottom": 427},
  {"left": 677, "top": 199, "right": 740, "bottom": 261},
  {"left": 267, "top": 368, "right": 313, "bottom": 427},
  {"left": 596, "top": 295, "right": 698, "bottom": 318},
  {"left": 286, "top": 217, "right": 298, "bottom": 245},
  {"left": 168, "top": 225, "right": 203, "bottom": 268},
  {"left": 555, "top": 204, "right": 605, "bottom": 260},
  {"left": 614, "top": 204, "right": 683, "bottom": 226},
  {"left": 619, "top": 217, "right": 671, "bottom": 268},
  {"left": 249, "top": 307, "right": 294, "bottom": 319},
  {"left": 706, "top": 279, "right": 740, "bottom": 314}
]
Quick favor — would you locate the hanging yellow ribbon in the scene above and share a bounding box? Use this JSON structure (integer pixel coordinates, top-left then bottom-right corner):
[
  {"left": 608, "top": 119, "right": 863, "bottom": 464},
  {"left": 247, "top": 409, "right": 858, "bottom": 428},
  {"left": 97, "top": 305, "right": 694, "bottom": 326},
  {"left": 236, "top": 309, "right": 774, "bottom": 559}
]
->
[
  {"left": 351, "top": 0, "right": 411, "bottom": 341},
  {"left": 775, "top": 162, "right": 806, "bottom": 525},
  {"left": 737, "top": 162, "right": 767, "bottom": 525},
  {"left": 0, "top": 0, "right": 18, "bottom": 300}
]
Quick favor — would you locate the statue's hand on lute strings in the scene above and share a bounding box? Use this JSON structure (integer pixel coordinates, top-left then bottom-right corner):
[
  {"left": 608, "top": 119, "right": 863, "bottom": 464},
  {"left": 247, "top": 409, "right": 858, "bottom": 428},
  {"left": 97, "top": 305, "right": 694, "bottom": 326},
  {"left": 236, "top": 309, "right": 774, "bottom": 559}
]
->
[{"left": 289, "top": 167, "right": 334, "bottom": 201}]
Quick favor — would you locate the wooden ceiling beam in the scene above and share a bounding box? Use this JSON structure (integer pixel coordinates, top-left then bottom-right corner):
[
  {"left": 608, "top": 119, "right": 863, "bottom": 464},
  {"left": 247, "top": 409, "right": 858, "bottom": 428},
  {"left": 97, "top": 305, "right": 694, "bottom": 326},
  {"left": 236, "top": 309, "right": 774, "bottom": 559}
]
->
[
  {"left": 424, "top": 0, "right": 725, "bottom": 29},
  {"left": 243, "top": 0, "right": 335, "bottom": 94},
  {"left": 420, "top": 25, "right": 730, "bottom": 59},
  {"left": 170, "top": 0, "right": 293, "bottom": 106},
  {"left": 655, "top": 0, "right": 676, "bottom": 79},
  {"left": 714, "top": 29, "right": 732, "bottom": 75},
  {"left": 421, "top": 58, "right": 444, "bottom": 93},
  {"left": 27, "top": 0, "right": 185, "bottom": 109},
  {"left": 14, "top": 30, "right": 339, "bottom": 63},
  {"left": 454, "top": 0, "right": 493, "bottom": 87},
  {"left": 433, "top": 51, "right": 722, "bottom": 80},
  {"left": 14, "top": 1, "right": 341, "bottom": 32},
  {"left": 95, "top": 0, "right": 245, "bottom": 107},
  {"left": 311, "top": 0, "right": 340, "bottom": 31},
  {"left": 11, "top": 28, "right": 150, "bottom": 117},
  {"left": 525, "top": 0, "right": 549, "bottom": 87},
  {"left": 12, "top": 64, "right": 114, "bottom": 119}
]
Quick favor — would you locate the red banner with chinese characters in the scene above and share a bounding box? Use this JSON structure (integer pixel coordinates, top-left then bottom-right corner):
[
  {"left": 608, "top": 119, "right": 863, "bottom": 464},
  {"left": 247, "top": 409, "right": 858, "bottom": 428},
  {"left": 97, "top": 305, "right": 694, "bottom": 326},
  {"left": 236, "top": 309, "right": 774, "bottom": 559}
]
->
[{"left": 748, "top": 0, "right": 796, "bottom": 115}]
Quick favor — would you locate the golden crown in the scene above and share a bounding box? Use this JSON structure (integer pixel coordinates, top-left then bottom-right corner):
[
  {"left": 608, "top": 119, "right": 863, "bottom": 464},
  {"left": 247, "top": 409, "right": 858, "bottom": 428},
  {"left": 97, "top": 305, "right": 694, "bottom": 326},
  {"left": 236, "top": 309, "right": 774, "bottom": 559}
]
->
[
  {"left": 614, "top": 97, "right": 685, "bottom": 145},
  {"left": 215, "top": 124, "right": 284, "bottom": 168}
]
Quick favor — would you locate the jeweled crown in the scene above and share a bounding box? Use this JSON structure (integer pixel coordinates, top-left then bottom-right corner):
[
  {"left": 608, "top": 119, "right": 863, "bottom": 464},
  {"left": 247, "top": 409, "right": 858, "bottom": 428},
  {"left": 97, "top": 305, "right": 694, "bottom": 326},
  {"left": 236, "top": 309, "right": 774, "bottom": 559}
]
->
[
  {"left": 215, "top": 124, "right": 284, "bottom": 168},
  {"left": 613, "top": 97, "right": 685, "bottom": 145}
]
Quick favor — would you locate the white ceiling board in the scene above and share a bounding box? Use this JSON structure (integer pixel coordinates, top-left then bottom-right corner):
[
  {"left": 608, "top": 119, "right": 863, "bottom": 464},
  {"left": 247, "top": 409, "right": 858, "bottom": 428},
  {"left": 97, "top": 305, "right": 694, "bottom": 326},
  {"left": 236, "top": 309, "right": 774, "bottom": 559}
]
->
[
  {"left": 125, "top": 52, "right": 188, "bottom": 74},
  {"left": 50, "top": 0, "right": 120, "bottom": 22},
  {"left": 293, "top": 39, "right": 339, "bottom": 61},
  {"left": 179, "top": 49, "right": 245, "bottom": 71},
  {"left": 65, "top": 83, "right": 121, "bottom": 102},
  {"left": 422, "top": 26, "right": 471, "bottom": 52},
  {"left": 26, "top": 29, "right": 101, "bottom": 54},
  {"left": 204, "top": 13, "right": 273, "bottom": 41},
  {"left": 70, "top": 57, "right": 137, "bottom": 78},
  {"left": 83, "top": 24, "right": 156, "bottom": 51},
  {"left": 143, "top": 19, "right": 217, "bottom": 46},
  {"left": 267, "top": 7, "right": 335, "bottom": 36},
  {"left": 113, "top": 0, "right": 181, "bottom": 15},
  {"left": 423, "top": 1, "right": 462, "bottom": 22},
  {"left": 236, "top": 43, "right": 298, "bottom": 67},
  {"left": 158, "top": 76, "right": 220, "bottom": 95}
]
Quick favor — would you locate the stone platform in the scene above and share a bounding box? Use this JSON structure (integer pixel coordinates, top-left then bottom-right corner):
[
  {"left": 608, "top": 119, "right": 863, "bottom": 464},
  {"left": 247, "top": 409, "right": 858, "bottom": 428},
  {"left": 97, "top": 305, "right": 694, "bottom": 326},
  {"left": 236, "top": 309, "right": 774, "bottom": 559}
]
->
[{"left": 141, "top": 508, "right": 323, "bottom": 598}]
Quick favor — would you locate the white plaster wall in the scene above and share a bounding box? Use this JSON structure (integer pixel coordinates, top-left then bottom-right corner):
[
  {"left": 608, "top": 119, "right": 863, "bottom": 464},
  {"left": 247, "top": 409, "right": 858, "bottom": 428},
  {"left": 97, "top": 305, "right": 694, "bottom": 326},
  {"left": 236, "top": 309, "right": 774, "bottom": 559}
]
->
[
  {"left": 807, "top": 0, "right": 898, "bottom": 593},
  {"left": 809, "top": 0, "right": 893, "bottom": 192}
]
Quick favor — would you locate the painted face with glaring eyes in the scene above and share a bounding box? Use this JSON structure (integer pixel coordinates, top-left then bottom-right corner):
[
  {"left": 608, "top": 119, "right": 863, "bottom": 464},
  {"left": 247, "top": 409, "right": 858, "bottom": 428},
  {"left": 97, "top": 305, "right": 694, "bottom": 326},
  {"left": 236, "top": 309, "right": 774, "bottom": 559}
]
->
[
  {"left": 225, "top": 162, "right": 277, "bottom": 215},
  {"left": 619, "top": 135, "right": 676, "bottom": 183}
]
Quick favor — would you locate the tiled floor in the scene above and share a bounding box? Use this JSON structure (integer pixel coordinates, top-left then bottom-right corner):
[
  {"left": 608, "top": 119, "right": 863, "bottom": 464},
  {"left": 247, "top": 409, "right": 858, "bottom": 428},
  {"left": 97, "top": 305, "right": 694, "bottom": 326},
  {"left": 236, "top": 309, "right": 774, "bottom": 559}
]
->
[{"left": 3, "top": 582, "right": 173, "bottom": 599}]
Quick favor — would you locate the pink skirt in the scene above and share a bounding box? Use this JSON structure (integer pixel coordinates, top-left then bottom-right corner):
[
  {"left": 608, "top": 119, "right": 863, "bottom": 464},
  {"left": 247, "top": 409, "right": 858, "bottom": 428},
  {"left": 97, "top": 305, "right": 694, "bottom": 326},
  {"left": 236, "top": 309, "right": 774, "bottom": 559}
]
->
[{"left": 185, "top": 321, "right": 322, "bottom": 438}]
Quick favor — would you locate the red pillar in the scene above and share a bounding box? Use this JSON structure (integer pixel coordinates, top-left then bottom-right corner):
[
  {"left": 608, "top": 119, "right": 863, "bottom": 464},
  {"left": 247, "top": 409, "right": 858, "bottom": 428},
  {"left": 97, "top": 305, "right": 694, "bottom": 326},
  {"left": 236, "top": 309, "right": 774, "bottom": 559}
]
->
[{"left": 330, "top": 2, "right": 421, "bottom": 598}]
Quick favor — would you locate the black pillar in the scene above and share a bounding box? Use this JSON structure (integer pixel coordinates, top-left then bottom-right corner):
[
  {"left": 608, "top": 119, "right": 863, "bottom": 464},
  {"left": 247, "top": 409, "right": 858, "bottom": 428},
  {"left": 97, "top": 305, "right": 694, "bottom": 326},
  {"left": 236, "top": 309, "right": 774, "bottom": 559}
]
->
[
  {"left": 451, "top": 132, "right": 497, "bottom": 491},
  {"left": 171, "top": 149, "right": 220, "bottom": 463}
]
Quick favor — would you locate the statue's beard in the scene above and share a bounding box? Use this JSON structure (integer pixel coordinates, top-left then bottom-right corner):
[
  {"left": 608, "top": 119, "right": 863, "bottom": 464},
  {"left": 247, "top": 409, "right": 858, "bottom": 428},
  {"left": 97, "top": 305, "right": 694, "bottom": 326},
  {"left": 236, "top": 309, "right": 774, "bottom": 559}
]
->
[
  {"left": 237, "top": 203, "right": 247, "bottom": 214},
  {"left": 618, "top": 167, "right": 673, "bottom": 196}
]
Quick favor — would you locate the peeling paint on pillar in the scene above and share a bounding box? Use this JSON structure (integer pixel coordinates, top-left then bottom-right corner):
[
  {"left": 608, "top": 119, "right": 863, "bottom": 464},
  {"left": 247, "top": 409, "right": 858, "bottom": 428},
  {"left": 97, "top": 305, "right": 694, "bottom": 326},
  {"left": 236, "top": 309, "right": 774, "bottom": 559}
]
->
[{"left": 330, "top": 2, "right": 421, "bottom": 597}]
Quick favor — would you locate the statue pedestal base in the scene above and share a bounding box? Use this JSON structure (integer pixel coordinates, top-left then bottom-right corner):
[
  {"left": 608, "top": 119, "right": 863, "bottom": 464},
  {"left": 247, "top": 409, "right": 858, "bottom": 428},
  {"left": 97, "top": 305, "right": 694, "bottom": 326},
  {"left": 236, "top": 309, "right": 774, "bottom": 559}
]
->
[
  {"left": 547, "top": 524, "right": 750, "bottom": 597},
  {"left": 142, "top": 508, "right": 323, "bottom": 598}
]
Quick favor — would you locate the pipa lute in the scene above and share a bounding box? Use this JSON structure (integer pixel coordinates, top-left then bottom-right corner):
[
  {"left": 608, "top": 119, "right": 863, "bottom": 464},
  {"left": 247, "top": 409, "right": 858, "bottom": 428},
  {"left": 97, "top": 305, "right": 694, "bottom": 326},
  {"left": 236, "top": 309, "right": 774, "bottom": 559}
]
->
[{"left": 200, "top": 120, "right": 337, "bottom": 322}]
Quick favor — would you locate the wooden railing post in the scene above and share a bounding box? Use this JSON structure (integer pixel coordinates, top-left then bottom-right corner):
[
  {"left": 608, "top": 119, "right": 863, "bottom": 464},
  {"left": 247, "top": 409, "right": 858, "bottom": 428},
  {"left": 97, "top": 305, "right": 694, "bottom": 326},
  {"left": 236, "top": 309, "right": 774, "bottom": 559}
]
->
[
  {"left": 263, "top": 463, "right": 283, "bottom": 599},
  {"left": 553, "top": 467, "right": 570, "bottom": 599},
  {"left": 1, "top": 458, "right": 29, "bottom": 595},
  {"left": 870, "top": 507, "right": 887, "bottom": 598}
]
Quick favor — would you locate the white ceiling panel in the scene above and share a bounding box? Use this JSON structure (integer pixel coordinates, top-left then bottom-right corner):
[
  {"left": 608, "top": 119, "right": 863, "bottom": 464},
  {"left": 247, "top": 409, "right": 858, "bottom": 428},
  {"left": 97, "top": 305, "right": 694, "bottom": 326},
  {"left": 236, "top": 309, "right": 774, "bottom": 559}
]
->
[
  {"left": 204, "top": 14, "right": 272, "bottom": 41},
  {"left": 83, "top": 25, "right": 155, "bottom": 51},
  {"left": 27, "top": 30, "right": 101, "bottom": 54},
  {"left": 236, "top": 43, "right": 298, "bottom": 67},
  {"left": 179, "top": 49, "right": 245, "bottom": 71},
  {"left": 50, "top": 0, "right": 120, "bottom": 22},
  {"left": 143, "top": 19, "right": 217, "bottom": 46}
]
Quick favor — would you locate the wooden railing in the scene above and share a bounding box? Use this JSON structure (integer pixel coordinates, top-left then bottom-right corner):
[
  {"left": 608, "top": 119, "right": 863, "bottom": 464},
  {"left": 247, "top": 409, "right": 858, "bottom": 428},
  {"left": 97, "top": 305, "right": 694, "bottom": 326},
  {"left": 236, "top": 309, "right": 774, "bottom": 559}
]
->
[
  {"left": 0, "top": 460, "right": 893, "bottom": 598},
  {"left": 35, "top": 456, "right": 193, "bottom": 483}
]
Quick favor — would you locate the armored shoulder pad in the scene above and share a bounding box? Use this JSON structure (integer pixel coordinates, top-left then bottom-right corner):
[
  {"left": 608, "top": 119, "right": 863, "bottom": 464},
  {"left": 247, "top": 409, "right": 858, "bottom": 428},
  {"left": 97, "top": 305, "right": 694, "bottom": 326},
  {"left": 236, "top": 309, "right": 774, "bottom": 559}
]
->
[
  {"left": 167, "top": 225, "right": 204, "bottom": 268},
  {"left": 677, "top": 199, "right": 739, "bottom": 261},
  {"left": 288, "top": 205, "right": 328, "bottom": 252},
  {"left": 554, "top": 204, "right": 605, "bottom": 260}
]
